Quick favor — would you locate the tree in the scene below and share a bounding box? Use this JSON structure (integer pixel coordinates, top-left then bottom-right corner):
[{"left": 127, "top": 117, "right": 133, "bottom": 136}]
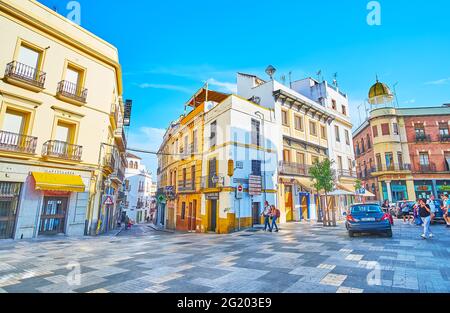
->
[
  {"left": 354, "top": 179, "right": 363, "bottom": 203},
  {"left": 309, "top": 159, "right": 336, "bottom": 227}
]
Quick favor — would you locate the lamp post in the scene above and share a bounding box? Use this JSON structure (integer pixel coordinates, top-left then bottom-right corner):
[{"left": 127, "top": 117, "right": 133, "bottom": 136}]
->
[{"left": 255, "top": 111, "right": 266, "bottom": 207}]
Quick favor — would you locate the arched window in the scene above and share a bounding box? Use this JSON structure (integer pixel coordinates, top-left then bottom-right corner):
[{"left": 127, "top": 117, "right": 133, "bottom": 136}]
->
[
  {"left": 129, "top": 161, "right": 133, "bottom": 168},
  {"left": 134, "top": 161, "right": 138, "bottom": 169},
  {"left": 366, "top": 134, "right": 371, "bottom": 149},
  {"left": 361, "top": 139, "right": 365, "bottom": 153}
]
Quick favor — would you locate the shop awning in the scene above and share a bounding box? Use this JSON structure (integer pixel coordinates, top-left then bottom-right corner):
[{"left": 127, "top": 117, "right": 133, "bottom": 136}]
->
[
  {"left": 356, "top": 189, "right": 376, "bottom": 197},
  {"left": 295, "top": 177, "right": 315, "bottom": 191},
  {"left": 32, "top": 172, "right": 86, "bottom": 192},
  {"left": 337, "top": 183, "right": 356, "bottom": 193}
]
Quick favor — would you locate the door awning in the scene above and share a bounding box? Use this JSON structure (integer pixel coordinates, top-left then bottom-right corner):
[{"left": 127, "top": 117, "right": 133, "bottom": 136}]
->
[
  {"left": 295, "top": 177, "right": 315, "bottom": 191},
  {"left": 32, "top": 172, "right": 86, "bottom": 192}
]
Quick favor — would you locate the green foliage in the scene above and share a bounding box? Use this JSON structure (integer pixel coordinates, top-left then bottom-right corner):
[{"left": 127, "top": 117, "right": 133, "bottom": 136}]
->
[
  {"left": 354, "top": 179, "right": 362, "bottom": 192},
  {"left": 309, "top": 158, "right": 335, "bottom": 194}
]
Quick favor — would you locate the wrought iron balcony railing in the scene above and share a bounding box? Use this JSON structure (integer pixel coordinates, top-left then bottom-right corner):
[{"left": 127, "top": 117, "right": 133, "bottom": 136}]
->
[
  {"left": 57, "top": 80, "right": 88, "bottom": 103},
  {"left": 4, "top": 61, "right": 46, "bottom": 89},
  {"left": 278, "top": 162, "right": 312, "bottom": 177},
  {"left": 440, "top": 134, "right": 450, "bottom": 142},
  {"left": 415, "top": 134, "right": 431, "bottom": 142},
  {"left": 42, "top": 140, "right": 82, "bottom": 161},
  {"left": 374, "top": 163, "right": 411, "bottom": 172},
  {"left": 103, "top": 152, "right": 116, "bottom": 170},
  {"left": 337, "top": 169, "right": 357, "bottom": 178},
  {"left": 0, "top": 130, "right": 37, "bottom": 154},
  {"left": 178, "top": 180, "right": 196, "bottom": 192},
  {"left": 415, "top": 163, "right": 438, "bottom": 173}
]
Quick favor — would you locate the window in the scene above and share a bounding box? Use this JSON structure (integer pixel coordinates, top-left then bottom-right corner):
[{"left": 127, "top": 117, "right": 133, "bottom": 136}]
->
[
  {"left": 312, "top": 156, "right": 319, "bottom": 164},
  {"left": 419, "top": 152, "right": 430, "bottom": 166},
  {"left": 372, "top": 125, "right": 379, "bottom": 137},
  {"left": 335, "top": 125, "right": 340, "bottom": 142},
  {"left": 393, "top": 123, "right": 399, "bottom": 135},
  {"left": 345, "top": 129, "right": 350, "bottom": 145},
  {"left": 331, "top": 100, "right": 337, "bottom": 110},
  {"left": 281, "top": 110, "right": 289, "bottom": 126},
  {"left": 415, "top": 123, "right": 425, "bottom": 137},
  {"left": 182, "top": 168, "right": 187, "bottom": 187},
  {"left": 439, "top": 123, "right": 449, "bottom": 139},
  {"left": 55, "top": 122, "right": 74, "bottom": 143},
  {"left": 2, "top": 109, "right": 27, "bottom": 134},
  {"left": 376, "top": 154, "right": 382, "bottom": 171},
  {"left": 181, "top": 202, "right": 186, "bottom": 220},
  {"left": 320, "top": 125, "right": 327, "bottom": 139},
  {"left": 385, "top": 152, "right": 394, "bottom": 170},
  {"left": 283, "top": 149, "right": 291, "bottom": 162},
  {"left": 309, "top": 121, "right": 317, "bottom": 136},
  {"left": 381, "top": 123, "right": 390, "bottom": 136},
  {"left": 337, "top": 156, "right": 343, "bottom": 171},
  {"left": 18, "top": 44, "right": 41, "bottom": 70},
  {"left": 128, "top": 161, "right": 133, "bottom": 168},
  {"left": 296, "top": 152, "right": 305, "bottom": 165},
  {"left": 184, "top": 135, "right": 188, "bottom": 155},
  {"left": 251, "top": 119, "right": 261, "bottom": 146},
  {"left": 191, "top": 166, "right": 196, "bottom": 189},
  {"left": 252, "top": 160, "right": 262, "bottom": 176},
  {"left": 192, "top": 129, "right": 198, "bottom": 152},
  {"left": 361, "top": 139, "right": 365, "bottom": 153},
  {"left": 397, "top": 152, "right": 404, "bottom": 169},
  {"left": 366, "top": 134, "right": 371, "bottom": 149},
  {"left": 294, "top": 115, "right": 303, "bottom": 131},
  {"left": 342, "top": 105, "right": 347, "bottom": 116},
  {"left": 348, "top": 158, "right": 353, "bottom": 174},
  {"left": 210, "top": 121, "right": 217, "bottom": 147}
]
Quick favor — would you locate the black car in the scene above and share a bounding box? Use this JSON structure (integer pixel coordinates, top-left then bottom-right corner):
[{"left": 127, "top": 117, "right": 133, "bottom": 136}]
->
[{"left": 345, "top": 204, "right": 393, "bottom": 237}]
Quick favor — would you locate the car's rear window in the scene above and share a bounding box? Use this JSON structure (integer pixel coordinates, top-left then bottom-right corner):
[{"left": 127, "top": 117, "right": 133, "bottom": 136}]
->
[{"left": 351, "top": 205, "right": 382, "bottom": 214}]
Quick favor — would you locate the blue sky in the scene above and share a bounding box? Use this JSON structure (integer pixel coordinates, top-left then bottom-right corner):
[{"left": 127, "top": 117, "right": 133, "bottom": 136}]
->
[{"left": 38, "top": 0, "right": 450, "bottom": 175}]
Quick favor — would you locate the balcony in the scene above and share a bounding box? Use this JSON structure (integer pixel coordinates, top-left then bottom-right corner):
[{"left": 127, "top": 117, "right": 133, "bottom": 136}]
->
[
  {"left": 114, "top": 122, "right": 127, "bottom": 150},
  {"left": 103, "top": 152, "right": 116, "bottom": 173},
  {"left": 42, "top": 140, "right": 82, "bottom": 161},
  {"left": 4, "top": 61, "right": 46, "bottom": 91},
  {"left": 415, "top": 134, "right": 431, "bottom": 142},
  {"left": 440, "top": 134, "right": 450, "bottom": 142},
  {"left": 337, "top": 169, "right": 357, "bottom": 179},
  {"left": 110, "top": 166, "right": 125, "bottom": 184},
  {"left": 110, "top": 102, "right": 123, "bottom": 129},
  {"left": 56, "top": 80, "right": 88, "bottom": 105},
  {"left": 373, "top": 163, "right": 411, "bottom": 173},
  {"left": 415, "top": 163, "right": 438, "bottom": 173},
  {"left": 178, "top": 180, "right": 196, "bottom": 192},
  {"left": 0, "top": 130, "right": 37, "bottom": 155},
  {"left": 200, "top": 175, "right": 221, "bottom": 189},
  {"left": 278, "top": 162, "right": 311, "bottom": 177}
]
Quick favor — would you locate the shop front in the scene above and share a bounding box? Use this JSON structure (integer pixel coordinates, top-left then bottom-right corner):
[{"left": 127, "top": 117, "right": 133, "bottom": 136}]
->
[
  {"left": 382, "top": 180, "right": 408, "bottom": 202},
  {"left": 0, "top": 182, "right": 21, "bottom": 239},
  {"left": 414, "top": 180, "right": 434, "bottom": 200},
  {"left": 436, "top": 180, "right": 450, "bottom": 197}
]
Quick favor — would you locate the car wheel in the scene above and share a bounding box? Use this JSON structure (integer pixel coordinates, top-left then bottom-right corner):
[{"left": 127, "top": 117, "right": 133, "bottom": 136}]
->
[
  {"left": 348, "top": 231, "right": 354, "bottom": 237},
  {"left": 386, "top": 230, "right": 393, "bottom": 238}
]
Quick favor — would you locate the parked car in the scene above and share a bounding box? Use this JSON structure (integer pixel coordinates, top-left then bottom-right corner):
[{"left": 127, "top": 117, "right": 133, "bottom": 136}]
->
[
  {"left": 395, "top": 200, "right": 416, "bottom": 218},
  {"left": 345, "top": 203, "right": 393, "bottom": 237}
]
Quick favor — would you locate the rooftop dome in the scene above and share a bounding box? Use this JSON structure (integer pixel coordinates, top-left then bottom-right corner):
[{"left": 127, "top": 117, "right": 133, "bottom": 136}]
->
[{"left": 368, "top": 78, "right": 394, "bottom": 105}]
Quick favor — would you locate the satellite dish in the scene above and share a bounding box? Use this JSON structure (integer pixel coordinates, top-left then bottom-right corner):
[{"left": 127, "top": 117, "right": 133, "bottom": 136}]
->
[{"left": 265, "top": 65, "right": 276, "bottom": 80}]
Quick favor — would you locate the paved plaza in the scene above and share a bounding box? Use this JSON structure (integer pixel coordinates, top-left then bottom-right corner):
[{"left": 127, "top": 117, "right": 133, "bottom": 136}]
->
[{"left": 0, "top": 221, "right": 449, "bottom": 293}]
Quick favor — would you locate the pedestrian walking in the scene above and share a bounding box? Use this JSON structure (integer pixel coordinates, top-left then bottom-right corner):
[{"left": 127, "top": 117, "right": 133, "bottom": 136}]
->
[
  {"left": 270, "top": 205, "right": 280, "bottom": 232},
  {"left": 261, "top": 201, "right": 272, "bottom": 232},
  {"left": 418, "top": 198, "right": 433, "bottom": 239},
  {"left": 442, "top": 194, "right": 450, "bottom": 227},
  {"left": 427, "top": 195, "right": 437, "bottom": 223}
]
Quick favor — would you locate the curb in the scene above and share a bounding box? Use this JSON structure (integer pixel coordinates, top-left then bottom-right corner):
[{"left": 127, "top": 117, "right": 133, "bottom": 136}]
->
[{"left": 148, "top": 224, "right": 175, "bottom": 233}]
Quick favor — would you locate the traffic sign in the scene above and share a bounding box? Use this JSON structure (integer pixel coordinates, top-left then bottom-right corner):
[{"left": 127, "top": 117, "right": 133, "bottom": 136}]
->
[
  {"left": 236, "top": 184, "right": 243, "bottom": 199},
  {"left": 103, "top": 195, "right": 114, "bottom": 205}
]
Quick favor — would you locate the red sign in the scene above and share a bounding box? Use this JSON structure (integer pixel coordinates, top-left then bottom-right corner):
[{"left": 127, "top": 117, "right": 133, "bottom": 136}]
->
[
  {"left": 103, "top": 196, "right": 114, "bottom": 205},
  {"left": 237, "top": 185, "right": 243, "bottom": 192}
]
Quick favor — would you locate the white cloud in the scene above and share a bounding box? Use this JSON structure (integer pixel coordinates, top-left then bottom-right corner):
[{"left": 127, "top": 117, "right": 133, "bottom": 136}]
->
[
  {"left": 126, "top": 127, "right": 166, "bottom": 178},
  {"left": 207, "top": 78, "right": 237, "bottom": 93},
  {"left": 425, "top": 77, "right": 450, "bottom": 85},
  {"left": 138, "top": 83, "right": 191, "bottom": 93},
  {"left": 403, "top": 99, "right": 416, "bottom": 104}
]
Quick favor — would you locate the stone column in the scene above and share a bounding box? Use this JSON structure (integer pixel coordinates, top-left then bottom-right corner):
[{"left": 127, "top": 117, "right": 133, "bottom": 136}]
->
[{"left": 385, "top": 180, "right": 393, "bottom": 203}]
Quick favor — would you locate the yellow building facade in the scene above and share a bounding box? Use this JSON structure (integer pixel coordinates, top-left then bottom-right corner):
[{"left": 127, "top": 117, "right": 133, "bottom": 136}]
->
[{"left": 0, "top": 0, "right": 128, "bottom": 239}]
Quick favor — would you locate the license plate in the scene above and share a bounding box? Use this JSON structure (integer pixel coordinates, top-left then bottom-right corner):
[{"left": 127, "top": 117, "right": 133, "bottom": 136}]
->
[{"left": 362, "top": 217, "right": 375, "bottom": 222}]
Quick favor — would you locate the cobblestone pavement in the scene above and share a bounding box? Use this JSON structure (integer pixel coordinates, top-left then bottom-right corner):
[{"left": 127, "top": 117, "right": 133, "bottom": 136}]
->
[{"left": 0, "top": 221, "right": 449, "bottom": 293}]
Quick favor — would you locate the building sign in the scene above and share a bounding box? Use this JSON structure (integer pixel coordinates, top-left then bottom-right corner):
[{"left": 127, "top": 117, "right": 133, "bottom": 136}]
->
[
  {"left": 249, "top": 175, "right": 262, "bottom": 196},
  {"left": 439, "top": 185, "right": 450, "bottom": 192},
  {"left": 205, "top": 193, "right": 219, "bottom": 200},
  {"left": 415, "top": 185, "right": 431, "bottom": 192},
  {"left": 391, "top": 185, "right": 407, "bottom": 192},
  {"left": 235, "top": 161, "right": 244, "bottom": 169},
  {"left": 124, "top": 99, "right": 132, "bottom": 126}
]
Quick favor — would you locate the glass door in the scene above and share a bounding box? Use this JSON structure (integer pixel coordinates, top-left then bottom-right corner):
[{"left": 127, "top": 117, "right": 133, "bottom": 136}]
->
[{"left": 39, "top": 197, "right": 68, "bottom": 235}]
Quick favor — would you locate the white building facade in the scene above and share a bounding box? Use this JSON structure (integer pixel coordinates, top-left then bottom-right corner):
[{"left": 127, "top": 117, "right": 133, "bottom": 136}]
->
[
  {"left": 202, "top": 95, "right": 279, "bottom": 233},
  {"left": 124, "top": 153, "right": 155, "bottom": 224}
]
